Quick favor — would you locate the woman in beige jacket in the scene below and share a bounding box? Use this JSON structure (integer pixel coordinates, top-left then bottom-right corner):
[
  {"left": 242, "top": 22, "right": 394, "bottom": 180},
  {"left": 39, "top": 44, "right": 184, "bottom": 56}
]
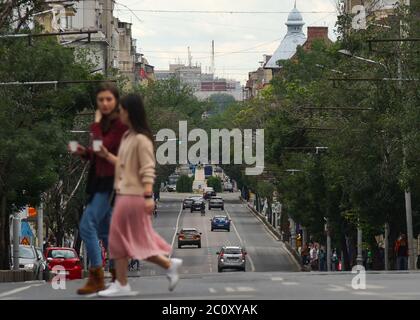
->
[{"left": 96, "top": 94, "right": 182, "bottom": 297}]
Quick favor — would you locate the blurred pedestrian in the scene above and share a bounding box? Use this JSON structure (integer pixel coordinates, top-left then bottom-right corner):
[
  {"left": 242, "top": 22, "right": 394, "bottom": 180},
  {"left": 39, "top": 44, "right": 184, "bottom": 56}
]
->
[
  {"left": 395, "top": 233, "right": 408, "bottom": 270},
  {"left": 96, "top": 94, "right": 182, "bottom": 297},
  {"left": 70, "top": 83, "right": 128, "bottom": 295},
  {"left": 331, "top": 249, "right": 339, "bottom": 271},
  {"left": 319, "top": 246, "right": 327, "bottom": 271}
]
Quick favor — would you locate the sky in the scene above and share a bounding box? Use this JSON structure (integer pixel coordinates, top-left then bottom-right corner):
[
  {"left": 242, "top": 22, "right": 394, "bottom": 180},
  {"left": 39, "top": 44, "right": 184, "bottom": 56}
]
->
[{"left": 115, "top": 0, "right": 339, "bottom": 84}]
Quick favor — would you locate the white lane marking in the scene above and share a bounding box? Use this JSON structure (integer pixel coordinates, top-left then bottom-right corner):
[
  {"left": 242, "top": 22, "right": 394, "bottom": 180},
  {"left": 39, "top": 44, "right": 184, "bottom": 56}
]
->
[
  {"left": 209, "top": 288, "right": 217, "bottom": 293},
  {"left": 225, "top": 287, "right": 235, "bottom": 292},
  {"left": 236, "top": 287, "right": 255, "bottom": 292},
  {"left": 326, "top": 285, "right": 347, "bottom": 292},
  {"left": 282, "top": 282, "right": 299, "bottom": 286},
  {"left": 0, "top": 284, "right": 40, "bottom": 299},
  {"left": 271, "top": 277, "right": 284, "bottom": 281},
  {"left": 169, "top": 203, "right": 184, "bottom": 257},
  {"left": 224, "top": 208, "right": 256, "bottom": 272}
]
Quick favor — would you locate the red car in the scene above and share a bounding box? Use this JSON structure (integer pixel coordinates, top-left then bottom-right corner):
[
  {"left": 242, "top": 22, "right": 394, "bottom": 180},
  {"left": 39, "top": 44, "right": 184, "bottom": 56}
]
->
[{"left": 45, "top": 247, "right": 83, "bottom": 280}]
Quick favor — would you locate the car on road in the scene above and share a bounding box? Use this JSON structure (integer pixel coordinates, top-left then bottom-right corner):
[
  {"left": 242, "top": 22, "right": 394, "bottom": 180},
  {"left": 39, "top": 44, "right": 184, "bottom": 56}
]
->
[
  {"left": 190, "top": 198, "right": 206, "bottom": 213},
  {"left": 182, "top": 196, "right": 202, "bottom": 209},
  {"left": 44, "top": 247, "right": 83, "bottom": 280},
  {"left": 223, "top": 182, "right": 234, "bottom": 192},
  {"left": 203, "top": 190, "right": 217, "bottom": 200},
  {"left": 166, "top": 184, "right": 177, "bottom": 192},
  {"left": 210, "top": 215, "right": 231, "bottom": 232},
  {"left": 209, "top": 196, "right": 224, "bottom": 210},
  {"left": 177, "top": 228, "right": 202, "bottom": 248},
  {"left": 10, "top": 245, "right": 45, "bottom": 279},
  {"left": 217, "top": 246, "right": 247, "bottom": 272}
]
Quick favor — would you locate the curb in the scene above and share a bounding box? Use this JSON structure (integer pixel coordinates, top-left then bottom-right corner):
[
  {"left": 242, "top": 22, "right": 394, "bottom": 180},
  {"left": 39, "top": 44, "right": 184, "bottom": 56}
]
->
[
  {"left": 0, "top": 270, "right": 36, "bottom": 283},
  {"left": 240, "top": 197, "right": 303, "bottom": 272}
]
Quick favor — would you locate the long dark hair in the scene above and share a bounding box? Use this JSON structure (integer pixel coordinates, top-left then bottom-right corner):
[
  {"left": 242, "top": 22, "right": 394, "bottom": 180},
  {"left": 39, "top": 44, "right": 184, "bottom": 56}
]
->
[
  {"left": 95, "top": 82, "right": 120, "bottom": 133},
  {"left": 120, "top": 94, "right": 154, "bottom": 142}
]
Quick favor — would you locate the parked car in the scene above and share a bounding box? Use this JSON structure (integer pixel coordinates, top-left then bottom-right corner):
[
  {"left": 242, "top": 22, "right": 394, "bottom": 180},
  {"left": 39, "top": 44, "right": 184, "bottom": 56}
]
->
[
  {"left": 166, "top": 184, "right": 177, "bottom": 192},
  {"left": 209, "top": 196, "right": 224, "bottom": 210},
  {"left": 210, "top": 215, "right": 231, "bottom": 232},
  {"left": 217, "top": 246, "right": 247, "bottom": 272},
  {"left": 177, "top": 228, "right": 202, "bottom": 248},
  {"left": 191, "top": 198, "right": 206, "bottom": 213},
  {"left": 10, "top": 245, "right": 45, "bottom": 278},
  {"left": 35, "top": 247, "right": 49, "bottom": 280},
  {"left": 44, "top": 247, "right": 83, "bottom": 280}
]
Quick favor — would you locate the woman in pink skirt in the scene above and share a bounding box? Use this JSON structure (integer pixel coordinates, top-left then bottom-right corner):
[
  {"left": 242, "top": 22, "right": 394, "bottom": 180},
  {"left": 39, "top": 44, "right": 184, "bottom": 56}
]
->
[{"left": 95, "top": 94, "right": 182, "bottom": 297}]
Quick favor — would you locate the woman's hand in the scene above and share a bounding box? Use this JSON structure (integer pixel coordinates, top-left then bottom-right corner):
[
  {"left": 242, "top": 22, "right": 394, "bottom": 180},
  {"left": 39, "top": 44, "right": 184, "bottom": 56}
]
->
[
  {"left": 95, "top": 109, "right": 102, "bottom": 123},
  {"left": 144, "top": 199, "right": 155, "bottom": 215},
  {"left": 69, "top": 144, "right": 87, "bottom": 156},
  {"left": 95, "top": 145, "right": 109, "bottom": 159}
]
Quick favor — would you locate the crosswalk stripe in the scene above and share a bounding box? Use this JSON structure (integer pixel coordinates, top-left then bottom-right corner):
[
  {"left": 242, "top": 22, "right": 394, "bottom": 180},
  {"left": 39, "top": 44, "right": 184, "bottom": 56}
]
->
[{"left": 225, "top": 287, "right": 235, "bottom": 292}]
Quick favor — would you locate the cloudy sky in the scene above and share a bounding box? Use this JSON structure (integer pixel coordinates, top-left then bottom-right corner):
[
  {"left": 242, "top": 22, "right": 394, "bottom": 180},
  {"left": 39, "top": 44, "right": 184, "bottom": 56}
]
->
[{"left": 116, "top": 0, "right": 339, "bottom": 84}]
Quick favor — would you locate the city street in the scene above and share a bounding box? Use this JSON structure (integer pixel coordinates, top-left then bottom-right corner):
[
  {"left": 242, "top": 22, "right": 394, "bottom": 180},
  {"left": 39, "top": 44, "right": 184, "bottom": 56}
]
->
[{"left": 1, "top": 192, "right": 420, "bottom": 300}]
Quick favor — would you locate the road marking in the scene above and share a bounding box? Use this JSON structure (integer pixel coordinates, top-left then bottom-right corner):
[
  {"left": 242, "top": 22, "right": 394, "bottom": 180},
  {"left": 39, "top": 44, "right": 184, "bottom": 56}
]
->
[
  {"left": 236, "top": 287, "right": 255, "bottom": 292},
  {"left": 209, "top": 288, "right": 217, "bottom": 293},
  {"left": 282, "top": 281, "right": 299, "bottom": 286},
  {"left": 170, "top": 203, "right": 184, "bottom": 257},
  {"left": 271, "top": 277, "right": 284, "bottom": 281},
  {"left": 326, "top": 285, "right": 347, "bottom": 292},
  {"left": 225, "top": 287, "right": 235, "bottom": 292},
  {"left": 224, "top": 208, "right": 256, "bottom": 272},
  {"left": 0, "top": 285, "right": 38, "bottom": 299}
]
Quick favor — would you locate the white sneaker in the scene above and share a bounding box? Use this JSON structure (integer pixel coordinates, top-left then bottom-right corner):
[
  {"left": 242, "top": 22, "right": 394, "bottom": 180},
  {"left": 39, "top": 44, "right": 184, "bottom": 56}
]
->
[
  {"left": 166, "top": 258, "right": 183, "bottom": 292},
  {"left": 97, "top": 280, "right": 136, "bottom": 297}
]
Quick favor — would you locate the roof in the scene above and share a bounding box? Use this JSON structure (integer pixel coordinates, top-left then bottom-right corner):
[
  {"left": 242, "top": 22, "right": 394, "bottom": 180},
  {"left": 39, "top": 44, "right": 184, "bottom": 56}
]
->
[{"left": 265, "top": 5, "right": 306, "bottom": 69}]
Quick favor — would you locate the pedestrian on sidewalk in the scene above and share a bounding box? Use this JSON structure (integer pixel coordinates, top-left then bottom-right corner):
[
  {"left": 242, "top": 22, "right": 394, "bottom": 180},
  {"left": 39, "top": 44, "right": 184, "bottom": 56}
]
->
[
  {"left": 95, "top": 94, "right": 182, "bottom": 297},
  {"left": 70, "top": 83, "right": 128, "bottom": 295},
  {"left": 319, "top": 246, "right": 327, "bottom": 271},
  {"left": 394, "top": 233, "right": 408, "bottom": 270}
]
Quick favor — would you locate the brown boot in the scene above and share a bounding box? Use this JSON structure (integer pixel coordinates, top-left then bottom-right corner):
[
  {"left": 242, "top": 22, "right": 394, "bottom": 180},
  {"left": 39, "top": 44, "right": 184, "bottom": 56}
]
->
[{"left": 77, "top": 267, "right": 105, "bottom": 295}]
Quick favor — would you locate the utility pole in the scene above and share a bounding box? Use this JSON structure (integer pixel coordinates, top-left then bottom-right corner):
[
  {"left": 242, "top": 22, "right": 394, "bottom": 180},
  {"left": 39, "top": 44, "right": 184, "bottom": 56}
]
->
[
  {"left": 37, "top": 203, "right": 43, "bottom": 248},
  {"left": 290, "top": 218, "right": 296, "bottom": 250},
  {"left": 356, "top": 219, "right": 363, "bottom": 266},
  {"left": 384, "top": 222, "right": 389, "bottom": 270},
  {"left": 325, "top": 219, "right": 332, "bottom": 271},
  {"left": 400, "top": 0, "right": 415, "bottom": 270},
  {"left": 12, "top": 213, "right": 20, "bottom": 271}
]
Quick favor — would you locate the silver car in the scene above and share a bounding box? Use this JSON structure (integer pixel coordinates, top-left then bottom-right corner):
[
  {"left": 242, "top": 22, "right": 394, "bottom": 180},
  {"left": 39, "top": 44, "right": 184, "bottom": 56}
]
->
[
  {"left": 10, "top": 245, "right": 45, "bottom": 278},
  {"left": 217, "top": 246, "right": 247, "bottom": 272},
  {"left": 209, "top": 196, "right": 224, "bottom": 210}
]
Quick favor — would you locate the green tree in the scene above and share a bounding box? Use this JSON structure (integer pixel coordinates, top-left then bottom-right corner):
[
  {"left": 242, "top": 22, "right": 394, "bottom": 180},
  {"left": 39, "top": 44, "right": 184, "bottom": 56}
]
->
[
  {"left": 176, "top": 175, "right": 193, "bottom": 193},
  {"left": 207, "top": 176, "right": 222, "bottom": 193}
]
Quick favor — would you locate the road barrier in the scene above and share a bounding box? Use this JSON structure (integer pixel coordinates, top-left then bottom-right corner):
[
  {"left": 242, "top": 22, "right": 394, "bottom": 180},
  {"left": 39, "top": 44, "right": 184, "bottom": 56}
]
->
[{"left": 0, "top": 270, "right": 35, "bottom": 282}]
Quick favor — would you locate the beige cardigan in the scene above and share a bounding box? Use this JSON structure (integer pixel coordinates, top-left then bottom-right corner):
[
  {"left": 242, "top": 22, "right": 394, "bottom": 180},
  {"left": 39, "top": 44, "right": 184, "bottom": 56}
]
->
[{"left": 114, "top": 131, "right": 156, "bottom": 195}]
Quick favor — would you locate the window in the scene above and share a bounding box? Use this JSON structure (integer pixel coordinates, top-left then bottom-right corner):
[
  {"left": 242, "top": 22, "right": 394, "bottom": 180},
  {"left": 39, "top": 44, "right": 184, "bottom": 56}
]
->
[
  {"left": 18, "top": 246, "right": 35, "bottom": 259},
  {"left": 48, "top": 249, "right": 76, "bottom": 259}
]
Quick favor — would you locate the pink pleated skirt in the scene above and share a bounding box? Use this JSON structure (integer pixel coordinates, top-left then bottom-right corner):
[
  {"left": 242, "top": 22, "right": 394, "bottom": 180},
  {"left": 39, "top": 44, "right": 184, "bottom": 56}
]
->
[{"left": 109, "top": 195, "right": 172, "bottom": 260}]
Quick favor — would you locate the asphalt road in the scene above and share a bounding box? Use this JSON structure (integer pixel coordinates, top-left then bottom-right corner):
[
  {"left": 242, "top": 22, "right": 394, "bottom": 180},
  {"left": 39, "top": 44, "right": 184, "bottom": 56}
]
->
[
  {"left": 137, "top": 192, "right": 299, "bottom": 276},
  {"left": 2, "top": 192, "right": 420, "bottom": 300}
]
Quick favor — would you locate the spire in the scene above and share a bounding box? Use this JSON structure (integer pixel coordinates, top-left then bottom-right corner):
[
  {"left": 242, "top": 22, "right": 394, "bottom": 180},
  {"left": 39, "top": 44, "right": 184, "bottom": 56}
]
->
[{"left": 294, "top": 0, "right": 296, "bottom": 9}]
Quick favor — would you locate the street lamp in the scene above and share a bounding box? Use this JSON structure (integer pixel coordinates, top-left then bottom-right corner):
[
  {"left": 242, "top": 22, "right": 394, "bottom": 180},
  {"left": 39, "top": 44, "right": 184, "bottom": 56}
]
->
[{"left": 338, "top": 49, "right": 389, "bottom": 73}]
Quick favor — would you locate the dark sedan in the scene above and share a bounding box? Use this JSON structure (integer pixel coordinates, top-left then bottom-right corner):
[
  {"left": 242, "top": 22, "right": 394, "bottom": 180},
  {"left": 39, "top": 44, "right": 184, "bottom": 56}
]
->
[{"left": 191, "top": 199, "right": 206, "bottom": 213}]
